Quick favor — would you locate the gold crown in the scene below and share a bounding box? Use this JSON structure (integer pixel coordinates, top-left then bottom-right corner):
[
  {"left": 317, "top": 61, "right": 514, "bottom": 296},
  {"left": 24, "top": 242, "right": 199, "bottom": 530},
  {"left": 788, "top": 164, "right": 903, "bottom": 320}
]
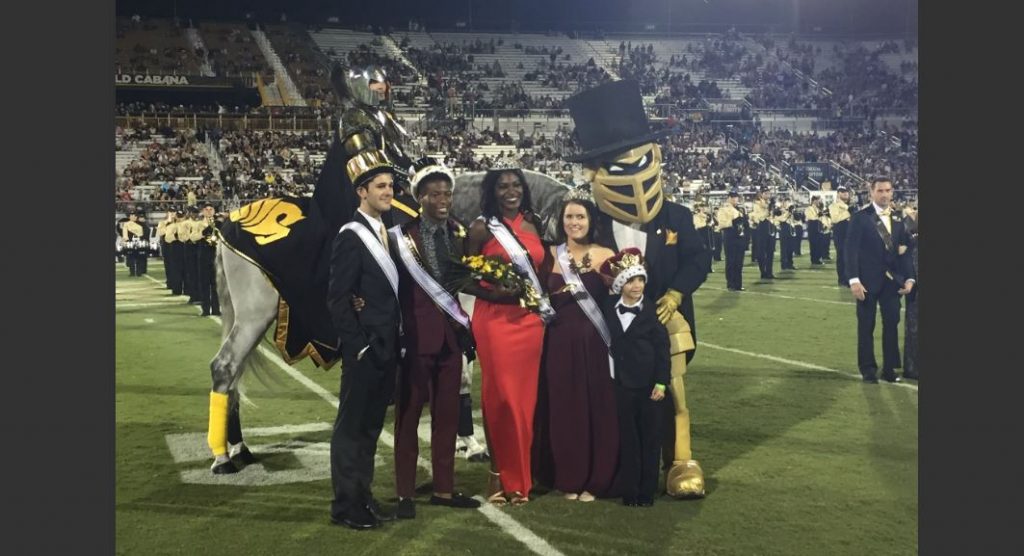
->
[
  {"left": 346, "top": 149, "right": 396, "bottom": 186},
  {"left": 608, "top": 250, "right": 644, "bottom": 277}
]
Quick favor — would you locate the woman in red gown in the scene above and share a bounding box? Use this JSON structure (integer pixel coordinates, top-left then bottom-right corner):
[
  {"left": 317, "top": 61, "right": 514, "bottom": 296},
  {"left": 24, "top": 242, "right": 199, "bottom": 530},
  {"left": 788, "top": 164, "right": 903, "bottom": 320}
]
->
[{"left": 465, "top": 167, "right": 548, "bottom": 506}]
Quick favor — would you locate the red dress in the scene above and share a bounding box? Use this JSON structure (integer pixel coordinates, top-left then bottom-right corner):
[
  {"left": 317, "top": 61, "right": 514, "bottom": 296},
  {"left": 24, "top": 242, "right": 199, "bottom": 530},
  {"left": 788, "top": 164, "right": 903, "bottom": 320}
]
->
[{"left": 472, "top": 213, "right": 546, "bottom": 496}]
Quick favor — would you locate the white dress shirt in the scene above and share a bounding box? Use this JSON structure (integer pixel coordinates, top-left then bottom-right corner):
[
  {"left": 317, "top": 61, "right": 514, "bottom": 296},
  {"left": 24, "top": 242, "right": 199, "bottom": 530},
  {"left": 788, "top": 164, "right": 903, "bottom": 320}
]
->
[
  {"left": 612, "top": 220, "right": 648, "bottom": 255},
  {"left": 357, "top": 208, "right": 388, "bottom": 247},
  {"left": 615, "top": 295, "right": 645, "bottom": 332}
]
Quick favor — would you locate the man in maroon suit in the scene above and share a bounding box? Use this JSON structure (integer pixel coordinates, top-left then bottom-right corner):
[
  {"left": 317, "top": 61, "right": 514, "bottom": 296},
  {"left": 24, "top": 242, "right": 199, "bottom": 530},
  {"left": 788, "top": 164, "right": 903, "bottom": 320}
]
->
[{"left": 390, "top": 158, "right": 481, "bottom": 518}]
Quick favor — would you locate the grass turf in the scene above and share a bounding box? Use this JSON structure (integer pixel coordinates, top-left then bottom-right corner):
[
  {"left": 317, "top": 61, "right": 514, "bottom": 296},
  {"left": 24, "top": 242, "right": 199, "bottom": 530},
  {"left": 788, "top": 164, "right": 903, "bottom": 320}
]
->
[{"left": 115, "top": 244, "right": 917, "bottom": 555}]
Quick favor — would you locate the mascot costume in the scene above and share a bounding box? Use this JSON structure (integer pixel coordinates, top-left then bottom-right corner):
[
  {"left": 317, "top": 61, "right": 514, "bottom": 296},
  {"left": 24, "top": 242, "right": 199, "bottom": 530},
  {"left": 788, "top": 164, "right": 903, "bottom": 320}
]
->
[{"left": 565, "top": 80, "right": 711, "bottom": 498}]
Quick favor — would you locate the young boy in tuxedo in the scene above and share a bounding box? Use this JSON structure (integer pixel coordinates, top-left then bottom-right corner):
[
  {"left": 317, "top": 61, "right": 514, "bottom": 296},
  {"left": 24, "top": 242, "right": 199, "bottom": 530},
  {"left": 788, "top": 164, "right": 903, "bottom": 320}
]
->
[{"left": 600, "top": 248, "right": 670, "bottom": 507}]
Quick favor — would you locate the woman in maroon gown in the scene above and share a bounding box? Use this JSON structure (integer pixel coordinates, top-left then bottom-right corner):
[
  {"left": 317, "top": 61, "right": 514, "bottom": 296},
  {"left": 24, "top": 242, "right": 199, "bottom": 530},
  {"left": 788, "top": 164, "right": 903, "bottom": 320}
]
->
[{"left": 536, "top": 197, "right": 619, "bottom": 501}]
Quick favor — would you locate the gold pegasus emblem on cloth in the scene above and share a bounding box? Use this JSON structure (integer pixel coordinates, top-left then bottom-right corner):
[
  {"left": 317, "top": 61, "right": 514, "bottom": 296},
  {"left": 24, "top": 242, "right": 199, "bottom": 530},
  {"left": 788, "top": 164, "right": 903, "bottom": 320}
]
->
[{"left": 229, "top": 199, "right": 306, "bottom": 245}]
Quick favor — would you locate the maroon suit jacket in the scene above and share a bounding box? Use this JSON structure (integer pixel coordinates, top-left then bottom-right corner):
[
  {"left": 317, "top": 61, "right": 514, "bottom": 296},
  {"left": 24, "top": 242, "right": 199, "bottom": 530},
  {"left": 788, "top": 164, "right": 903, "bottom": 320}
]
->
[{"left": 395, "top": 218, "right": 474, "bottom": 357}]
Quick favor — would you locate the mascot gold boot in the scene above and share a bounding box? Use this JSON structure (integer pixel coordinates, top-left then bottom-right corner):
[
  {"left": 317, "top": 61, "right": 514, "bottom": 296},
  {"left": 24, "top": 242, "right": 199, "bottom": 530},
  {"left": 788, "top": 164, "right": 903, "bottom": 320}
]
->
[{"left": 566, "top": 80, "right": 712, "bottom": 499}]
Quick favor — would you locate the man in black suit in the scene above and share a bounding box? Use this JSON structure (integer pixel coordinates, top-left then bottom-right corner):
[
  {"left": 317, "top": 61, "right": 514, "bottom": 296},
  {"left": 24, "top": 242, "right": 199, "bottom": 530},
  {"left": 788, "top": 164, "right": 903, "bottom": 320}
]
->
[
  {"left": 326, "top": 149, "right": 403, "bottom": 529},
  {"left": 845, "top": 178, "right": 916, "bottom": 383},
  {"left": 600, "top": 249, "right": 670, "bottom": 507}
]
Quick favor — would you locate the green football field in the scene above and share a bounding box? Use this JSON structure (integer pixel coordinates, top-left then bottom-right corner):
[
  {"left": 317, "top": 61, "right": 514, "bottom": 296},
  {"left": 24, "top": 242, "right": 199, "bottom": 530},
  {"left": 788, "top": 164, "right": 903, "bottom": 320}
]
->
[{"left": 115, "top": 245, "right": 917, "bottom": 556}]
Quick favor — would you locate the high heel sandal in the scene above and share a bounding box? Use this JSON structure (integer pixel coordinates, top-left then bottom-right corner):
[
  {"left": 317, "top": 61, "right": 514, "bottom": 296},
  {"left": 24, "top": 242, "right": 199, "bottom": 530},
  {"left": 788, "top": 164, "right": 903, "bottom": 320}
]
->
[
  {"left": 509, "top": 491, "right": 529, "bottom": 506},
  {"left": 487, "top": 471, "right": 508, "bottom": 506}
]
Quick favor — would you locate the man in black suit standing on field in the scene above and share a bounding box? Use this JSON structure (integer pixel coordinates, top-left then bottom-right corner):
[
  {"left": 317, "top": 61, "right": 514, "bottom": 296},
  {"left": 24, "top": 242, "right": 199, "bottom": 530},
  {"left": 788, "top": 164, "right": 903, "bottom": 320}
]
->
[
  {"left": 326, "top": 149, "right": 403, "bottom": 529},
  {"left": 845, "top": 177, "right": 916, "bottom": 384}
]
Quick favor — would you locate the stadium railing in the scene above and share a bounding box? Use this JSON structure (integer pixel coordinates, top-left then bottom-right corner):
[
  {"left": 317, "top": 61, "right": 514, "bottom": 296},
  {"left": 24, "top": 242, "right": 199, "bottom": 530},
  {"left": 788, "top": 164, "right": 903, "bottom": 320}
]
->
[{"left": 115, "top": 113, "right": 334, "bottom": 132}]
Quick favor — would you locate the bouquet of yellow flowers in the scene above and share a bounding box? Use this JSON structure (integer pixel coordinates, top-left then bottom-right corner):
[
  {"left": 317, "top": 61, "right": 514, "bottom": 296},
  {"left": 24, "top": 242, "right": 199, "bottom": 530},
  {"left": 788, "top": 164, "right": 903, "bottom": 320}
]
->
[{"left": 453, "top": 254, "right": 547, "bottom": 315}]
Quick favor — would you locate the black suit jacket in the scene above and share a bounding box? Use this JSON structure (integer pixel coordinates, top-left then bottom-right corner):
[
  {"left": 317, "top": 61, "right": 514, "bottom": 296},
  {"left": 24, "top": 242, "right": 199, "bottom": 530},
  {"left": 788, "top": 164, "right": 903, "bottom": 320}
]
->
[
  {"left": 603, "top": 298, "right": 671, "bottom": 390},
  {"left": 327, "top": 211, "right": 401, "bottom": 362},
  {"left": 595, "top": 201, "right": 711, "bottom": 362},
  {"left": 844, "top": 206, "right": 916, "bottom": 293}
]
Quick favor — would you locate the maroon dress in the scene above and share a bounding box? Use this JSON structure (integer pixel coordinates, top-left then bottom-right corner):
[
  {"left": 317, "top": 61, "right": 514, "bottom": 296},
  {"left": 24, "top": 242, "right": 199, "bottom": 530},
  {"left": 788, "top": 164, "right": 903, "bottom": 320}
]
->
[{"left": 535, "top": 269, "right": 620, "bottom": 497}]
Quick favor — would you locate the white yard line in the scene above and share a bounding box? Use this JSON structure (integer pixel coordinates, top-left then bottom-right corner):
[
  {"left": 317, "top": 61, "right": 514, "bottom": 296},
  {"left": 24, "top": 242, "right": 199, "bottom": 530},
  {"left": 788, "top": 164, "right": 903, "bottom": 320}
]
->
[
  {"left": 117, "top": 300, "right": 186, "bottom": 309},
  {"left": 698, "top": 341, "right": 918, "bottom": 392},
  {"left": 702, "top": 285, "right": 853, "bottom": 306}
]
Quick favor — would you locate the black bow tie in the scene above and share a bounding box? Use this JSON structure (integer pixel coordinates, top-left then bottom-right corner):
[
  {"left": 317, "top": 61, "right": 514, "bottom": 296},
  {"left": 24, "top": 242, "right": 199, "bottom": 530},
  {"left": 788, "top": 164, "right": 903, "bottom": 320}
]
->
[{"left": 618, "top": 305, "right": 641, "bottom": 316}]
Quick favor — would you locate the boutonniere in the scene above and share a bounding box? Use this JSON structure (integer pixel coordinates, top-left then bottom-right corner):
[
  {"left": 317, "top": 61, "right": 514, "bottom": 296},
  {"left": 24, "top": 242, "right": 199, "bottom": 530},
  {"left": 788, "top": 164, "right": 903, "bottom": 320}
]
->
[
  {"left": 453, "top": 224, "right": 467, "bottom": 239},
  {"left": 665, "top": 230, "right": 678, "bottom": 245}
]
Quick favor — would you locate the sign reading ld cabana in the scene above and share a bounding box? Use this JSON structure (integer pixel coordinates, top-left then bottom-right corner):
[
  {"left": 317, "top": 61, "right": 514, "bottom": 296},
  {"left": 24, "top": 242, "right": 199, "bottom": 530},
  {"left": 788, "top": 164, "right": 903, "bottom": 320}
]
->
[{"left": 115, "top": 74, "right": 192, "bottom": 86}]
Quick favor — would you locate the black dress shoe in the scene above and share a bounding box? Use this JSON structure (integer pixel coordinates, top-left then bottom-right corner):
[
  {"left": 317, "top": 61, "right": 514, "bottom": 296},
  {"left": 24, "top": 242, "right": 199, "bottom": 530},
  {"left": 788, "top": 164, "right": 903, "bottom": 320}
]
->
[
  {"left": 367, "top": 499, "right": 396, "bottom": 522},
  {"left": 430, "top": 493, "right": 481, "bottom": 509},
  {"left": 211, "top": 311, "right": 222, "bottom": 316},
  {"left": 331, "top": 510, "right": 380, "bottom": 530},
  {"left": 902, "top": 373, "right": 919, "bottom": 380},
  {"left": 622, "top": 497, "right": 639, "bottom": 507},
  {"left": 396, "top": 498, "right": 416, "bottom": 519},
  {"left": 637, "top": 495, "right": 654, "bottom": 507},
  {"left": 862, "top": 375, "right": 879, "bottom": 384},
  {"left": 881, "top": 371, "right": 902, "bottom": 383}
]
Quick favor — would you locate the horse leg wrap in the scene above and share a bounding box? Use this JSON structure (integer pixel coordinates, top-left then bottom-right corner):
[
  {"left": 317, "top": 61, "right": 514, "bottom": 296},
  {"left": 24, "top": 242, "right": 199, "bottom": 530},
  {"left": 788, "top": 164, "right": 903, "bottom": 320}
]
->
[{"left": 207, "top": 391, "right": 229, "bottom": 457}]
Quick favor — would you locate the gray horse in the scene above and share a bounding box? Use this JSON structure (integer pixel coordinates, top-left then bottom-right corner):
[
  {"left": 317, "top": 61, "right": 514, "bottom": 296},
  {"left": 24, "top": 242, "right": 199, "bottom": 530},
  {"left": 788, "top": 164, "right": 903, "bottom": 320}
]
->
[{"left": 205, "top": 169, "right": 571, "bottom": 474}]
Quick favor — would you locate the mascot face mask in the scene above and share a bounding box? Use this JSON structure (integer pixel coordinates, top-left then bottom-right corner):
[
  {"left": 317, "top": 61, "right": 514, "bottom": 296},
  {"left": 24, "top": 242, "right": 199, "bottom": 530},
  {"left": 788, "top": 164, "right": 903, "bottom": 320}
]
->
[{"left": 586, "top": 143, "right": 664, "bottom": 225}]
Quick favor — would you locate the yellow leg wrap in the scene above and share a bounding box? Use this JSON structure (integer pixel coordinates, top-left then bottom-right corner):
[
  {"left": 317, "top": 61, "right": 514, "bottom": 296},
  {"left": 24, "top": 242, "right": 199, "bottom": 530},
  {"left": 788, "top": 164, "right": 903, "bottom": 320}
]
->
[
  {"left": 664, "top": 313, "right": 705, "bottom": 499},
  {"left": 207, "top": 391, "right": 229, "bottom": 457}
]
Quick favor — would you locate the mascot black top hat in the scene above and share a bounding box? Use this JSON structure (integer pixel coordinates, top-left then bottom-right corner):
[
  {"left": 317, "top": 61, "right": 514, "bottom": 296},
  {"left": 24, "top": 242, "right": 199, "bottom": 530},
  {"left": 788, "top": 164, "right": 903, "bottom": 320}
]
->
[{"left": 565, "top": 79, "right": 671, "bottom": 163}]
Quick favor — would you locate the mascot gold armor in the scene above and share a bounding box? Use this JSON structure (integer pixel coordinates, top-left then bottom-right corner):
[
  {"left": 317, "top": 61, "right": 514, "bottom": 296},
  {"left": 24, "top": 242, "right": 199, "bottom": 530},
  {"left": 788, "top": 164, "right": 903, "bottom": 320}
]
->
[{"left": 566, "top": 80, "right": 712, "bottom": 498}]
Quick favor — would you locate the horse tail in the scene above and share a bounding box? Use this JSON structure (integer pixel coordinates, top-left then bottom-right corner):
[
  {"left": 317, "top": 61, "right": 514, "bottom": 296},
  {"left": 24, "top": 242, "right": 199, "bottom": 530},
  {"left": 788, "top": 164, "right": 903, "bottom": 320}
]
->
[
  {"left": 236, "top": 334, "right": 287, "bottom": 390},
  {"left": 215, "top": 243, "right": 287, "bottom": 400}
]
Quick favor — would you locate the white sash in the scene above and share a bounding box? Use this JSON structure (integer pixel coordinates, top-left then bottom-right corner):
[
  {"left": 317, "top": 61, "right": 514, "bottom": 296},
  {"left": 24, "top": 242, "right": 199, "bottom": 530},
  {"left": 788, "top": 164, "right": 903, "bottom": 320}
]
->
[
  {"left": 390, "top": 224, "right": 471, "bottom": 330},
  {"left": 484, "top": 216, "right": 555, "bottom": 323},
  {"left": 339, "top": 221, "right": 399, "bottom": 300},
  {"left": 555, "top": 244, "right": 611, "bottom": 347},
  {"left": 556, "top": 244, "right": 616, "bottom": 379}
]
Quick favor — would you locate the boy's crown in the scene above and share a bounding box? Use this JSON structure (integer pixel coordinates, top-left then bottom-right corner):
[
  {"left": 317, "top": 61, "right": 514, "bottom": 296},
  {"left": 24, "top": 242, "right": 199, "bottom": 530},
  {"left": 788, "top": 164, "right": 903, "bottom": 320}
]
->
[{"left": 599, "top": 247, "right": 648, "bottom": 294}]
